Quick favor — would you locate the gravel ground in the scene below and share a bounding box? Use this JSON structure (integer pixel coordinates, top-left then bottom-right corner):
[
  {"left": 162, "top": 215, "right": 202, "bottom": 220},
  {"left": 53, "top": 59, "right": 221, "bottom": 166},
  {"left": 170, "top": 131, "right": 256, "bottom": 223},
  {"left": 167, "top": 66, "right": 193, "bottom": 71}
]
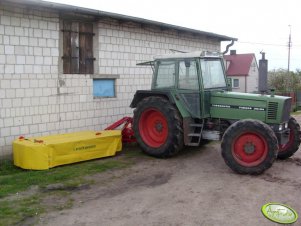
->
[{"left": 38, "top": 116, "right": 301, "bottom": 226}]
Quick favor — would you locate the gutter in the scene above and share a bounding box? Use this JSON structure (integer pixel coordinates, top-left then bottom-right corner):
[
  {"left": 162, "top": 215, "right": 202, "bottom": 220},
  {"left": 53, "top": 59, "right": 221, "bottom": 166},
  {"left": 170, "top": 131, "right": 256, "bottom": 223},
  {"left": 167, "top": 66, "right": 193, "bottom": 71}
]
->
[{"left": 3, "top": 0, "right": 237, "bottom": 42}]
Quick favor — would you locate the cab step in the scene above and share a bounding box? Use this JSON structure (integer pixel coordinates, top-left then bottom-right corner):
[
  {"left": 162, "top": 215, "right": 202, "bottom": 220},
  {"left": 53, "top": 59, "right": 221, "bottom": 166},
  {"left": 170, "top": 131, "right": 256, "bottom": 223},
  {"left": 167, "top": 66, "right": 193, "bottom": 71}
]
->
[
  {"left": 188, "top": 133, "right": 202, "bottom": 137},
  {"left": 187, "top": 142, "right": 200, "bottom": 146},
  {"left": 190, "top": 123, "right": 203, "bottom": 128}
]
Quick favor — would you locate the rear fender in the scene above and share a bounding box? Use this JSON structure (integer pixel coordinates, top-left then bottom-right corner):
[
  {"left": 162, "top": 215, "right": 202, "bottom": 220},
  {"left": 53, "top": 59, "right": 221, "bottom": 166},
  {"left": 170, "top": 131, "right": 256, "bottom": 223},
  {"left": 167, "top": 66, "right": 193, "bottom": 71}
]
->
[
  {"left": 130, "top": 90, "right": 195, "bottom": 145},
  {"left": 130, "top": 90, "right": 175, "bottom": 108}
]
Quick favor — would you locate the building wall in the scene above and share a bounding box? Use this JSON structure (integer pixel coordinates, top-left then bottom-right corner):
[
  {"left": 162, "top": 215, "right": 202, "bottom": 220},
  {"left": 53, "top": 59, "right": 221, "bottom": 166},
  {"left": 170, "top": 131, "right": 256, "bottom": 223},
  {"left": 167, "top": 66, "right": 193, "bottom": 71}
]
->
[
  {"left": 228, "top": 76, "right": 246, "bottom": 92},
  {"left": 0, "top": 2, "right": 220, "bottom": 156},
  {"left": 246, "top": 57, "right": 258, "bottom": 93},
  {"left": 228, "top": 58, "right": 259, "bottom": 93}
]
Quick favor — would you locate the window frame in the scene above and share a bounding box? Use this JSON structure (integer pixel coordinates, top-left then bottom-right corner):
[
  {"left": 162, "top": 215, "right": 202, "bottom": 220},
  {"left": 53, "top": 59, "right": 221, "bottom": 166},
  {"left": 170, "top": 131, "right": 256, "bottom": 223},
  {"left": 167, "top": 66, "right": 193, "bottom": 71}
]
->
[
  {"left": 232, "top": 78, "right": 240, "bottom": 88},
  {"left": 93, "top": 79, "right": 116, "bottom": 98},
  {"left": 61, "top": 20, "right": 96, "bottom": 74},
  {"left": 91, "top": 74, "right": 120, "bottom": 99}
]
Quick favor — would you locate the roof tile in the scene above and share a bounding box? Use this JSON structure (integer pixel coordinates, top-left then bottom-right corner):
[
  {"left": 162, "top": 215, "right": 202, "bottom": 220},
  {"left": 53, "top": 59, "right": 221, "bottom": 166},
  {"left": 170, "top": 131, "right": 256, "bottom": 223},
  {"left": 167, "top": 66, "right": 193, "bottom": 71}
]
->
[{"left": 224, "top": 53, "right": 255, "bottom": 76}]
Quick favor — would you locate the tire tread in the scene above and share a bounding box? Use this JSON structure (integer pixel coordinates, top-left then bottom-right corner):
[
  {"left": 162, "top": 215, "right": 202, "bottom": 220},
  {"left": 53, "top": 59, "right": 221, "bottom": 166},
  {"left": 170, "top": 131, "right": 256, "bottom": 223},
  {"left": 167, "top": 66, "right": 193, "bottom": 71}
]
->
[
  {"left": 133, "top": 96, "right": 183, "bottom": 158},
  {"left": 221, "top": 119, "right": 278, "bottom": 175},
  {"left": 277, "top": 116, "right": 301, "bottom": 159}
]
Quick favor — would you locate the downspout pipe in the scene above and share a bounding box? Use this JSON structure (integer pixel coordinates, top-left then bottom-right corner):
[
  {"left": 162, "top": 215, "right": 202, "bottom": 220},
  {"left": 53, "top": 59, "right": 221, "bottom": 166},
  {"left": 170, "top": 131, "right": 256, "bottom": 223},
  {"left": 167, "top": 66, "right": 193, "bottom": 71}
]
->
[{"left": 222, "top": 39, "right": 236, "bottom": 55}]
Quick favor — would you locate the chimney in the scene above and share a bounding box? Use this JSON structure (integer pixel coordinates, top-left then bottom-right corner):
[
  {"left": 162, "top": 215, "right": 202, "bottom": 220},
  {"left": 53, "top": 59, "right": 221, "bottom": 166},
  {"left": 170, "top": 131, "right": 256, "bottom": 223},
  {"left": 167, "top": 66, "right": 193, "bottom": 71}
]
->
[
  {"left": 230, "top": 50, "right": 236, "bottom": 55},
  {"left": 258, "top": 52, "right": 268, "bottom": 93}
]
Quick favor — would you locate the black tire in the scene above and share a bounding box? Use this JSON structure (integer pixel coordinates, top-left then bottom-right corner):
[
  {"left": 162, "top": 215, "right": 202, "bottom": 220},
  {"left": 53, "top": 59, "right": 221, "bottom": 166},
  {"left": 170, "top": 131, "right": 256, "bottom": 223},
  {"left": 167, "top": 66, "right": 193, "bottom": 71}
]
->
[
  {"left": 277, "top": 116, "right": 301, "bottom": 159},
  {"left": 133, "top": 96, "right": 183, "bottom": 158},
  {"left": 221, "top": 119, "right": 278, "bottom": 175}
]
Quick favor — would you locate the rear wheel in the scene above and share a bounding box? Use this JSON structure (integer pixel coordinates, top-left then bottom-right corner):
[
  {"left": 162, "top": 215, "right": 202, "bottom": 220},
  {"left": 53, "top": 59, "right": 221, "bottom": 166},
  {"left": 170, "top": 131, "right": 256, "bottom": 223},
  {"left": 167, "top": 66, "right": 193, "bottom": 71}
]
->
[
  {"left": 133, "top": 96, "right": 183, "bottom": 157},
  {"left": 278, "top": 117, "right": 301, "bottom": 159},
  {"left": 221, "top": 119, "right": 278, "bottom": 175}
]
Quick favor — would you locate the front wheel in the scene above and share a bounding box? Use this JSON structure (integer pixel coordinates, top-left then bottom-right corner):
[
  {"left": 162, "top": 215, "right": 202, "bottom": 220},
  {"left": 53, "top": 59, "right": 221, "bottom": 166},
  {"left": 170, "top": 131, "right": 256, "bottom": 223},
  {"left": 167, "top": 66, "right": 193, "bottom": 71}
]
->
[
  {"left": 278, "top": 117, "right": 301, "bottom": 159},
  {"left": 221, "top": 119, "right": 278, "bottom": 175}
]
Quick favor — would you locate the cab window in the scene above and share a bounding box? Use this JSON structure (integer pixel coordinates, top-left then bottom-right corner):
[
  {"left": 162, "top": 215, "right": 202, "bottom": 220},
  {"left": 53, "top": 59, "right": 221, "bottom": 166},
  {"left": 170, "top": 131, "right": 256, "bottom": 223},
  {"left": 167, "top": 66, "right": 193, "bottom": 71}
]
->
[
  {"left": 154, "top": 61, "right": 175, "bottom": 88},
  {"left": 178, "top": 60, "right": 199, "bottom": 90},
  {"left": 201, "top": 59, "right": 226, "bottom": 89}
]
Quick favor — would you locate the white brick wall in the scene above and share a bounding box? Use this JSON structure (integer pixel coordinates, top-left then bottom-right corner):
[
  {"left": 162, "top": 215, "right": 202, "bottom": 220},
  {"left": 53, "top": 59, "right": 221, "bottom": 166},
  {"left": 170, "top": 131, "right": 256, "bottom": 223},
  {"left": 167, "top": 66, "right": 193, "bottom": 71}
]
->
[{"left": 0, "top": 2, "right": 220, "bottom": 156}]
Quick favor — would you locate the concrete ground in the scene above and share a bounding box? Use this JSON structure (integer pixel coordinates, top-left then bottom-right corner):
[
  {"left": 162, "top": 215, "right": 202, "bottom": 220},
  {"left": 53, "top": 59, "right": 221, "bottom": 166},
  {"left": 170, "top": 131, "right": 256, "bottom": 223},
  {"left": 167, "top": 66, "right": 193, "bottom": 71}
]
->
[{"left": 38, "top": 117, "right": 301, "bottom": 226}]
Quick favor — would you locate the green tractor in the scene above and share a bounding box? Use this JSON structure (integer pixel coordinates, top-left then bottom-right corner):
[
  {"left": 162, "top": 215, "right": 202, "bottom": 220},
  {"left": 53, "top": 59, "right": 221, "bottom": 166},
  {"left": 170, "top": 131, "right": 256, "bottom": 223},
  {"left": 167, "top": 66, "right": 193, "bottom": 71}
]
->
[{"left": 130, "top": 51, "right": 300, "bottom": 174}]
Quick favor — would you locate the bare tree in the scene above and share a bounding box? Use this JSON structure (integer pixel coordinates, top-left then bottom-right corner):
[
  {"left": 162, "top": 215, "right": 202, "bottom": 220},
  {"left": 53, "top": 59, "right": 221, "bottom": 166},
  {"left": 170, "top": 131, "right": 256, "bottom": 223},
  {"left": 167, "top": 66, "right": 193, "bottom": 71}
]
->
[{"left": 268, "top": 69, "right": 301, "bottom": 92}]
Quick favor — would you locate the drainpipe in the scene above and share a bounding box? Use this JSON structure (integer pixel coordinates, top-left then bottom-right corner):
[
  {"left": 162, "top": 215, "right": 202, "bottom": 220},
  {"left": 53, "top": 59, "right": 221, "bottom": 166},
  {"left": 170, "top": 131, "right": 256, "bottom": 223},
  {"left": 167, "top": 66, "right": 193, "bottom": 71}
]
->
[{"left": 222, "top": 40, "right": 236, "bottom": 55}]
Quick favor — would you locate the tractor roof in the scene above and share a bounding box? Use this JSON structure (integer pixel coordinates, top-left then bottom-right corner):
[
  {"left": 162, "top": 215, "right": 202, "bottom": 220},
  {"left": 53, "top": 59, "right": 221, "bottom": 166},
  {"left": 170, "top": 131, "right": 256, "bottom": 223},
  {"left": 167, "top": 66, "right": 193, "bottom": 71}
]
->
[
  {"left": 153, "top": 51, "right": 223, "bottom": 60},
  {"left": 136, "top": 51, "right": 223, "bottom": 66}
]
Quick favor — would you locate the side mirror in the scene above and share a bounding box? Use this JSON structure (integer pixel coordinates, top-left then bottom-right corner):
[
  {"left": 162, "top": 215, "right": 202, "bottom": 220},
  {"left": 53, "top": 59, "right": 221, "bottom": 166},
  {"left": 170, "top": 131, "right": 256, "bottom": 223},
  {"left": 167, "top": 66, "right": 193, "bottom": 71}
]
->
[{"left": 226, "top": 78, "right": 232, "bottom": 91}]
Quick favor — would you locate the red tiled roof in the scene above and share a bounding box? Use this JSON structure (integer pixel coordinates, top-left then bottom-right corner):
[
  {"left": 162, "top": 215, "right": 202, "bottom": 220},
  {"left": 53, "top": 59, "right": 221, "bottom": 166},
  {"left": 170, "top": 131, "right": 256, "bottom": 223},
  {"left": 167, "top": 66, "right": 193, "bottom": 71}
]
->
[{"left": 224, "top": 53, "right": 255, "bottom": 76}]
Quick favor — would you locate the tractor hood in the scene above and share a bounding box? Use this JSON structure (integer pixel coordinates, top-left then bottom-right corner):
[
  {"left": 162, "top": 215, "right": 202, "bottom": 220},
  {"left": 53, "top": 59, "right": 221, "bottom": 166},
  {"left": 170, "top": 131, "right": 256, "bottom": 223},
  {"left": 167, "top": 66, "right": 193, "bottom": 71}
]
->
[{"left": 209, "top": 91, "right": 292, "bottom": 124}]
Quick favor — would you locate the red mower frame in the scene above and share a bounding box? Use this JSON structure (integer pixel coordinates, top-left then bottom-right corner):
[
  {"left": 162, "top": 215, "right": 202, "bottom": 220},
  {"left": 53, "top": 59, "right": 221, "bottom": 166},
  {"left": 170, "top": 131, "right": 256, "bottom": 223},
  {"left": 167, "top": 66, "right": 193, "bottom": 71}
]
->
[{"left": 105, "top": 117, "right": 136, "bottom": 143}]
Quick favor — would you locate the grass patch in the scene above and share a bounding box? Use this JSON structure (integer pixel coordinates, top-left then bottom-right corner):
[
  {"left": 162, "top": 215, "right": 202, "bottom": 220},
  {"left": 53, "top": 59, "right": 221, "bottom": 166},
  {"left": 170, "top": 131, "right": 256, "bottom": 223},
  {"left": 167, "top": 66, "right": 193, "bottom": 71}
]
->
[
  {"left": 0, "top": 195, "right": 44, "bottom": 226},
  {"left": 0, "top": 192, "right": 76, "bottom": 226},
  {"left": 0, "top": 158, "right": 131, "bottom": 198},
  {"left": 0, "top": 147, "right": 141, "bottom": 225},
  {"left": 123, "top": 146, "right": 145, "bottom": 158}
]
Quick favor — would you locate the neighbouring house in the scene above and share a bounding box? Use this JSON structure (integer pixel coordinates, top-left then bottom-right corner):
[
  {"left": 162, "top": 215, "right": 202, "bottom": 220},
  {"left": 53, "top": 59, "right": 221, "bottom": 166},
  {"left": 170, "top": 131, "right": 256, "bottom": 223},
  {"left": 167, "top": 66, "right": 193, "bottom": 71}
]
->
[
  {"left": 0, "top": 0, "right": 236, "bottom": 157},
  {"left": 224, "top": 50, "right": 259, "bottom": 93}
]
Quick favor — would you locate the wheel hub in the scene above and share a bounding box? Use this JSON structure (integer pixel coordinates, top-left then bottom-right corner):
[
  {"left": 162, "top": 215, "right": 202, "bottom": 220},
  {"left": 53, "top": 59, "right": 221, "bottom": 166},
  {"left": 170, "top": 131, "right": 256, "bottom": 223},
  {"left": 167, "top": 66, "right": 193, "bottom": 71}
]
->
[
  {"left": 232, "top": 132, "right": 268, "bottom": 167},
  {"left": 244, "top": 142, "right": 255, "bottom": 154},
  {"left": 155, "top": 121, "right": 163, "bottom": 132}
]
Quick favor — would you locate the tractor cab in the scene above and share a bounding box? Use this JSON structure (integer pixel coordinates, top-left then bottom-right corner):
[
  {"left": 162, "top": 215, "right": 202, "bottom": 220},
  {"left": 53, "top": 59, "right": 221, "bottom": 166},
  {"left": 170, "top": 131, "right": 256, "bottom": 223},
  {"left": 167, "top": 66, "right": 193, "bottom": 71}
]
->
[
  {"left": 137, "top": 51, "right": 227, "bottom": 119},
  {"left": 152, "top": 51, "right": 227, "bottom": 91}
]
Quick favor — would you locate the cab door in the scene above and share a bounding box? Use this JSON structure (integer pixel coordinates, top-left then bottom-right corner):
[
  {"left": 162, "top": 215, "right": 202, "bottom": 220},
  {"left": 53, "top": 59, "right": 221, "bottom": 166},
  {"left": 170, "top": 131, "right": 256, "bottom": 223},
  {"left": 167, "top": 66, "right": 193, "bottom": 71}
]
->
[{"left": 176, "top": 59, "right": 203, "bottom": 119}]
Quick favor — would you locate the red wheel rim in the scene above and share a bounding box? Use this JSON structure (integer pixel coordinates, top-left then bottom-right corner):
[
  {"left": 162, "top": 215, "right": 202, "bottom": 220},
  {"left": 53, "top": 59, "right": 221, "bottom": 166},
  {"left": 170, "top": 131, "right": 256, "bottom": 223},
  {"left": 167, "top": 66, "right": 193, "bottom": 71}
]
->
[
  {"left": 279, "top": 126, "right": 294, "bottom": 152},
  {"left": 139, "top": 108, "right": 168, "bottom": 148},
  {"left": 232, "top": 132, "right": 268, "bottom": 167}
]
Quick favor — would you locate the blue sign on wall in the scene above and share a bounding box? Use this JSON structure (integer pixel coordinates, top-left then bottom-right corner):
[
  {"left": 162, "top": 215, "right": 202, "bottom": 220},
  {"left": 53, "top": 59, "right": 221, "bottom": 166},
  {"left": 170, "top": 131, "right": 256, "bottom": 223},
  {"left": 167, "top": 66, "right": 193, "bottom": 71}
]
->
[{"left": 93, "top": 79, "right": 115, "bottom": 97}]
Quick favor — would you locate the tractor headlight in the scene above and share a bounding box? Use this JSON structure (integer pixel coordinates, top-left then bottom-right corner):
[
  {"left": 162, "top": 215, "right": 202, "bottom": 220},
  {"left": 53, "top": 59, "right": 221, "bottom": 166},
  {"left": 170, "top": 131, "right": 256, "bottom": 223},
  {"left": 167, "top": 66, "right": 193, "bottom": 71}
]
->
[
  {"left": 284, "top": 122, "right": 288, "bottom": 129},
  {"left": 279, "top": 124, "right": 283, "bottom": 131}
]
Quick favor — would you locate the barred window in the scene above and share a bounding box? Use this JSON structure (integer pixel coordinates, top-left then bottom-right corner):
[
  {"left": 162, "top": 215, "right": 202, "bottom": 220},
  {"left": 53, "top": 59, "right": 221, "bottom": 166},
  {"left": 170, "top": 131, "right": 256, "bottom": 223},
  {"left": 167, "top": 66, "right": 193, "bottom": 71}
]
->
[{"left": 62, "top": 21, "right": 94, "bottom": 74}]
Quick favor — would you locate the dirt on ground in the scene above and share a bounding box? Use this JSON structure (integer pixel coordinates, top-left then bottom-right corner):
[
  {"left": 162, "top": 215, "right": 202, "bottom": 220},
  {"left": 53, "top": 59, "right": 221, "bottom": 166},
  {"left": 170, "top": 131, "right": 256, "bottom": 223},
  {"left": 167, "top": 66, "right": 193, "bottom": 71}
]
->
[{"left": 36, "top": 117, "right": 301, "bottom": 226}]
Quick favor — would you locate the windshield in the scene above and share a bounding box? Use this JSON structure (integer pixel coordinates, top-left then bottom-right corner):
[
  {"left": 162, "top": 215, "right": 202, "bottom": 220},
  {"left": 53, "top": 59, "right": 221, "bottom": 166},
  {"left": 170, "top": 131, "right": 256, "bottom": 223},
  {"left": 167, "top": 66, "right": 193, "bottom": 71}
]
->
[{"left": 200, "top": 59, "right": 226, "bottom": 89}]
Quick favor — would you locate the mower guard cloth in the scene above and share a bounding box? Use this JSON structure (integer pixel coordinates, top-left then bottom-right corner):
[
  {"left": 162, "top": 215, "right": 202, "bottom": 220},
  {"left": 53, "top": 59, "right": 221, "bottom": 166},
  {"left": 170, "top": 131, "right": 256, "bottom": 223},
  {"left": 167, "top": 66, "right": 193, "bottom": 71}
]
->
[{"left": 13, "top": 130, "right": 122, "bottom": 170}]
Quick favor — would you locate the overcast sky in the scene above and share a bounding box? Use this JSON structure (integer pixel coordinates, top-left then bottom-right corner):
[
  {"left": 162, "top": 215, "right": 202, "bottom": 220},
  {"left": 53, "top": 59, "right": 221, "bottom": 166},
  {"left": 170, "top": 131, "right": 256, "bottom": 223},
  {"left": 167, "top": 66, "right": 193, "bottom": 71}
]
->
[{"left": 46, "top": 0, "right": 301, "bottom": 71}]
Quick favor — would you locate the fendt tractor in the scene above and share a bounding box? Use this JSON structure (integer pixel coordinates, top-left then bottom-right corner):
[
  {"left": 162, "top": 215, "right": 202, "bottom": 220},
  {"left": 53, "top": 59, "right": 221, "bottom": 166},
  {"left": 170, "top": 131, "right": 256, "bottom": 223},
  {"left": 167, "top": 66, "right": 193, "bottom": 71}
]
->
[{"left": 130, "top": 51, "right": 301, "bottom": 175}]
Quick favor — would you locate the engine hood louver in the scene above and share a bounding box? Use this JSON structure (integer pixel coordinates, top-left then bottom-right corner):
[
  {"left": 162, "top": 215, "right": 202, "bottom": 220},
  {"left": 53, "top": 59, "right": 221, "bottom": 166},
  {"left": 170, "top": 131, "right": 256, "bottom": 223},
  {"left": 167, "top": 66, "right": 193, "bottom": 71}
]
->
[{"left": 267, "top": 102, "right": 278, "bottom": 120}]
